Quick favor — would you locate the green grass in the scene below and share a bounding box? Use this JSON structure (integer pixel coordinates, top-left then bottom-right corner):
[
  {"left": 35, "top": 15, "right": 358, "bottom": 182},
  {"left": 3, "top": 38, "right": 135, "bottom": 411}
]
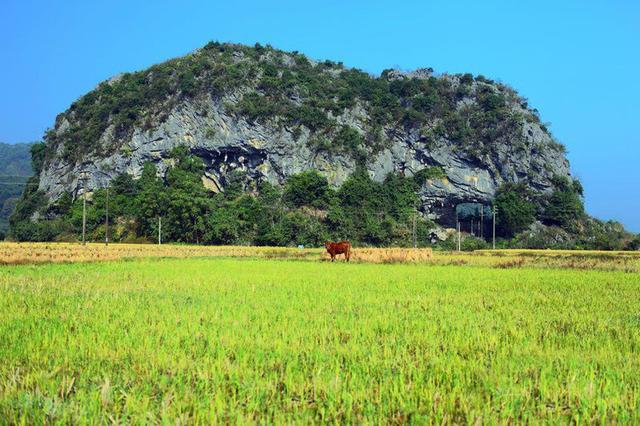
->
[{"left": 1, "top": 258, "right": 639, "bottom": 423}]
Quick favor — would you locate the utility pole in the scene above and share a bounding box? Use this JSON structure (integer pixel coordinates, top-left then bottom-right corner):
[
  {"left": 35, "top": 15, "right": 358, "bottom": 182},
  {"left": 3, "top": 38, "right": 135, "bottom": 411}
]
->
[
  {"left": 492, "top": 205, "right": 497, "bottom": 250},
  {"left": 455, "top": 210, "right": 460, "bottom": 252},
  {"left": 81, "top": 171, "right": 87, "bottom": 246},
  {"left": 105, "top": 186, "right": 109, "bottom": 246},
  {"left": 158, "top": 216, "right": 162, "bottom": 245},
  {"left": 412, "top": 210, "right": 417, "bottom": 248},
  {"left": 480, "top": 206, "right": 484, "bottom": 239}
]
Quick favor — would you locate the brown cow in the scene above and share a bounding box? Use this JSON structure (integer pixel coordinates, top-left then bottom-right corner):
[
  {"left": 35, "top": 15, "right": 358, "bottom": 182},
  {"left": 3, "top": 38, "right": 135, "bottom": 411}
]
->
[{"left": 324, "top": 240, "right": 351, "bottom": 262}]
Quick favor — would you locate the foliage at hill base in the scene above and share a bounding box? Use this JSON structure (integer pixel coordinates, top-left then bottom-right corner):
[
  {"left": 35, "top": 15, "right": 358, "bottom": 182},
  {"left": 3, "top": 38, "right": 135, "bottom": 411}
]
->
[
  {"left": 10, "top": 147, "right": 437, "bottom": 247},
  {"left": 9, "top": 148, "right": 637, "bottom": 250}
]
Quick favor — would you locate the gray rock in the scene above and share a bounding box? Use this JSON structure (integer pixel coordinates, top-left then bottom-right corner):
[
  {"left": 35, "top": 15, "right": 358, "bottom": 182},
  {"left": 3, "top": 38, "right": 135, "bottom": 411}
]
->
[{"left": 35, "top": 46, "right": 571, "bottom": 228}]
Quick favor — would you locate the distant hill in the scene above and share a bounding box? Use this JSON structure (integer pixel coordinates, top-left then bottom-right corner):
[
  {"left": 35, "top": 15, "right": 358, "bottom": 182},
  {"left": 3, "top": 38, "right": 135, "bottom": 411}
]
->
[
  {"left": 0, "top": 142, "right": 33, "bottom": 176},
  {"left": 0, "top": 142, "right": 33, "bottom": 234}
]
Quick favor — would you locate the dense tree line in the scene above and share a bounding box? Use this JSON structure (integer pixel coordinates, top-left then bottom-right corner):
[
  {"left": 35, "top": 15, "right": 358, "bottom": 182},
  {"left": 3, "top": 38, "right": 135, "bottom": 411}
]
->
[
  {"left": 9, "top": 146, "right": 638, "bottom": 250},
  {"left": 9, "top": 148, "right": 438, "bottom": 247},
  {"left": 493, "top": 177, "right": 637, "bottom": 250}
]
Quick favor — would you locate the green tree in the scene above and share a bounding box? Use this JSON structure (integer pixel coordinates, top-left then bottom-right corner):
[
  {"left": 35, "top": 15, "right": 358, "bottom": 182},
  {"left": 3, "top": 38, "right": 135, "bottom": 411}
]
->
[
  {"left": 205, "top": 204, "right": 240, "bottom": 245},
  {"left": 382, "top": 173, "right": 418, "bottom": 222},
  {"left": 134, "top": 163, "right": 167, "bottom": 239},
  {"left": 337, "top": 169, "right": 388, "bottom": 245},
  {"left": 164, "top": 147, "right": 210, "bottom": 243},
  {"left": 283, "top": 171, "right": 334, "bottom": 209},
  {"left": 281, "top": 211, "right": 327, "bottom": 246},
  {"left": 29, "top": 142, "right": 47, "bottom": 175},
  {"left": 494, "top": 183, "right": 536, "bottom": 237},
  {"left": 109, "top": 172, "right": 139, "bottom": 217},
  {"left": 627, "top": 234, "right": 640, "bottom": 251},
  {"left": 334, "top": 126, "right": 365, "bottom": 160},
  {"left": 543, "top": 176, "right": 585, "bottom": 229}
]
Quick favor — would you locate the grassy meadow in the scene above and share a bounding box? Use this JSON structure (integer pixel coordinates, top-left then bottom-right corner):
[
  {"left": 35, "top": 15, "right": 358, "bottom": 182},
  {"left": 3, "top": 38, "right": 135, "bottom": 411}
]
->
[{"left": 1, "top": 255, "right": 640, "bottom": 423}]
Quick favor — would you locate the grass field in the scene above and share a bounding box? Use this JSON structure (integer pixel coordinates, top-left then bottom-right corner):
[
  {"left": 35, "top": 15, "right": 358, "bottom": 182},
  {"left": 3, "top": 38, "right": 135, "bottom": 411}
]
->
[
  {"left": 1, "top": 256, "right": 639, "bottom": 423},
  {"left": 1, "top": 242, "right": 639, "bottom": 272}
]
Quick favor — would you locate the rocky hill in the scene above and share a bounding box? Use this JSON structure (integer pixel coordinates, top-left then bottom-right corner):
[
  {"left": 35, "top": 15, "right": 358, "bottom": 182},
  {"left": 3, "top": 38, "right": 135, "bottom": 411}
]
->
[{"left": 31, "top": 42, "right": 570, "bottom": 228}]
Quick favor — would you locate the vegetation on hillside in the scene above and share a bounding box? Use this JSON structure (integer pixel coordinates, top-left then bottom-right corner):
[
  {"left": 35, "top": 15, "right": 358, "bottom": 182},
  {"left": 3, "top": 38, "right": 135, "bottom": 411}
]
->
[
  {"left": 8, "top": 43, "right": 635, "bottom": 249},
  {"left": 488, "top": 177, "right": 636, "bottom": 250},
  {"left": 45, "top": 42, "right": 558, "bottom": 165},
  {"left": 9, "top": 147, "right": 637, "bottom": 250},
  {"left": 9, "top": 148, "right": 438, "bottom": 247}
]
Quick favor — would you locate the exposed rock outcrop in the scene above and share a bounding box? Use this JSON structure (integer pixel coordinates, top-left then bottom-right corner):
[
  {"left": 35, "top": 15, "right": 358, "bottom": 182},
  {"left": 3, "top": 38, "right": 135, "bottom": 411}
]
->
[{"left": 35, "top": 42, "right": 570, "bottom": 227}]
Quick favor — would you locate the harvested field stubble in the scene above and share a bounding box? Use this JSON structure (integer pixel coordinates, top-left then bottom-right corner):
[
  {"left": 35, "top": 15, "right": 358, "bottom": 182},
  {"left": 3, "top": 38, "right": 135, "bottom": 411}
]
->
[
  {"left": 0, "top": 243, "right": 638, "bottom": 271},
  {"left": 351, "top": 247, "right": 433, "bottom": 263}
]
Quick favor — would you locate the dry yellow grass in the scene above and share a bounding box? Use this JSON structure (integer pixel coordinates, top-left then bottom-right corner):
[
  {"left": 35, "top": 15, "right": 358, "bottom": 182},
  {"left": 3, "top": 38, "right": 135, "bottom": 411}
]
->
[
  {"left": 0, "top": 243, "right": 432, "bottom": 265},
  {"left": 447, "top": 249, "right": 640, "bottom": 272},
  {"left": 351, "top": 247, "right": 433, "bottom": 263},
  {"left": 0, "top": 242, "right": 637, "bottom": 271},
  {"left": 476, "top": 249, "right": 640, "bottom": 258},
  {"left": 0, "top": 243, "right": 317, "bottom": 265}
]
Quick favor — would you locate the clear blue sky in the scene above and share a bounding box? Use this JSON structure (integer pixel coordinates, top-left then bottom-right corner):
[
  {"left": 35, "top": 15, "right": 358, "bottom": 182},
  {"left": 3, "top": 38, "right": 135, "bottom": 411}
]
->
[{"left": 2, "top": 0, "right": 639, "bottom": 231}]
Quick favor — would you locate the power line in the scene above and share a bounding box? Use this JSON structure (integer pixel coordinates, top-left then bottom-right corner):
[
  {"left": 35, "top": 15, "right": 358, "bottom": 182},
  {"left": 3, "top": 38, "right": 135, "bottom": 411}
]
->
[{"left": 0, "top": 182, "right": 38, "bottom": 186}]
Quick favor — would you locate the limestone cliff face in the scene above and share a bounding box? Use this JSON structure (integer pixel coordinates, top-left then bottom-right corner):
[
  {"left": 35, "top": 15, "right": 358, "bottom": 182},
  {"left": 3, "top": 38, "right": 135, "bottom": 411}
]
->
[{"left": 36, "top": 42, "right": 570, "bottom": 226}]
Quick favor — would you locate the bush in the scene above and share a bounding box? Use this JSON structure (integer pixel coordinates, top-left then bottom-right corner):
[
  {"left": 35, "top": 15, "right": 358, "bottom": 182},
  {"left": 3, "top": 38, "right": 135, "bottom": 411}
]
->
[
  {"left": 461, "top": 235, "right": 489, "bottom": 251},
  {"left": 478, "top": 91, "right": 506, "bottom": 112},
  {"left": 459, "top": 73, "right": 474, "bottom": 85},
  {"left": 627, "top": 235, "right": 640, "bottom": 251},
  {"left": 511, "top": 223, "right": 574, "bottom": 249},
  {"left": 10, "top": 220, "right": 62, "bottom": 242},
  {"left": 543, "top": 176, "right": 585, "bottom": 229},
  {"left": 283, "top": 171, "right": 334, "bottom": 209},
  {"left": 436, "top": 234, "right": 488, "bottom": 251},
  {"left": 576, "top": 219, "right": 631, "bottom": 251},
  {"left": 334, "top": 126, "right": 364, "bottom": 153},
  {"left": 413, "top": 167, "right": 446, "bottom": 185},
  {"left": 494, "top": 183, "right": 536, "bottom": 237},
  {"left": 237, "top": 93, "right": 278, "bottom": 123},
  {"left": 287, "top": 104, "right": 331, "bottom": 131}
]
